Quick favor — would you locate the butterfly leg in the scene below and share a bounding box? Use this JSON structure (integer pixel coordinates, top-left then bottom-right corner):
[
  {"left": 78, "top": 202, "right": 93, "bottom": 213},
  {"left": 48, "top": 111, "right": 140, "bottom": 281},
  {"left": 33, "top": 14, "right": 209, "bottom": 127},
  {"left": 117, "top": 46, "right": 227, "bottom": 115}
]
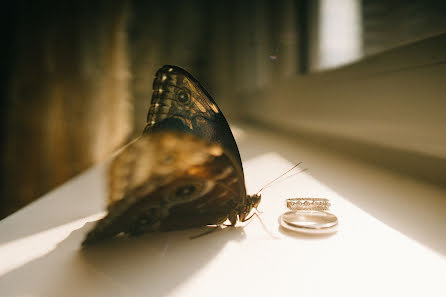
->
[
  {"left": 243, "top": 212, "right": 279, "bottom": 239},
  {"left": 241, "top": 212, "right": 256, "bottom": 223},
  {"left": 190, "top": 224, "right": 227, "bottom": 239}
]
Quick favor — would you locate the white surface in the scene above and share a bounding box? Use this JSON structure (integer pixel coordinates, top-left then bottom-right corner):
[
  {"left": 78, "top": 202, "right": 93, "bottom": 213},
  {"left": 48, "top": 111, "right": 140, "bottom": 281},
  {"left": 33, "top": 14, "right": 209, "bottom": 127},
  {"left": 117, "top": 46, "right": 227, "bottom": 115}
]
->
[{"left": 1, "top": 124, "right": 446, "bottom": 297}]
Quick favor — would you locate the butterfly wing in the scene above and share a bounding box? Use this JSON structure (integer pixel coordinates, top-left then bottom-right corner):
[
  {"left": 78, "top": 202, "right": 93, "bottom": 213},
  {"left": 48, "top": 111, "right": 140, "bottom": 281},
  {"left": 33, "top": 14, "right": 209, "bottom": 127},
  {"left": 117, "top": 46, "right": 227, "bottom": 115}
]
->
[
  {"left": 83, "top": 132, "right": 244, "bottom": 245},
  {"left": 145, "top": 65, "right": 244, "bottom": 178},
  {"left": 84, "top": 66, "right": 249, "bottom": 245}
]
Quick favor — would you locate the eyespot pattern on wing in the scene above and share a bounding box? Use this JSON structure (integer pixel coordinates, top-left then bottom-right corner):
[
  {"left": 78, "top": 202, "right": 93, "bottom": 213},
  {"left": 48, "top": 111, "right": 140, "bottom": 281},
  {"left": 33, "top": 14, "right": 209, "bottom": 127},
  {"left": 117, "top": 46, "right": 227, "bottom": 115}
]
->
[{"left": 83, "top": 66, "right": 261, "bottom": 245}]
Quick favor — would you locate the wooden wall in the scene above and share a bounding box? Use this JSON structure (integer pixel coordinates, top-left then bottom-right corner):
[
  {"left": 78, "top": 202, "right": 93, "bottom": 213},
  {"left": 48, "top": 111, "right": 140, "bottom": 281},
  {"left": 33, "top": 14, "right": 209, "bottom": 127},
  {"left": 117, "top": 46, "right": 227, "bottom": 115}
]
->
[
  {"left": 0, "top": 1, "right": 131, "bottom": 218},
  {"left": 2, "top": 0, "right": 445, "bottom": 218}
]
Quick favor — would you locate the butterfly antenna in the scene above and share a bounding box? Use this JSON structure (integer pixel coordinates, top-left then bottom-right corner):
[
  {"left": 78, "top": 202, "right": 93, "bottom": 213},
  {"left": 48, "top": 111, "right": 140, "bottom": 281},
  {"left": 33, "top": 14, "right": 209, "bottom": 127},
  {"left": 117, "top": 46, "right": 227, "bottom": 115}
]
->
[
  {"left": 255, "top": 162, "right": 302, "bottom": 195},
  {"left": 282, "top": 167, "right": 308, "bottom": 180},
  {"left": 259, "top": 167, "right": 309, "bottom": 192}
]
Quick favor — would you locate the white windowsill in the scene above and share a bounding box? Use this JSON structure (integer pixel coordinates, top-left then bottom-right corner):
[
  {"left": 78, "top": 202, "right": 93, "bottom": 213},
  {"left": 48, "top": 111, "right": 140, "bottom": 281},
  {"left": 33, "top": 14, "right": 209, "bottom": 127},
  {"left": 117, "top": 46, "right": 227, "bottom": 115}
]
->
[{"left": 1, "top": 123, "right": 445, "bottom": 297}]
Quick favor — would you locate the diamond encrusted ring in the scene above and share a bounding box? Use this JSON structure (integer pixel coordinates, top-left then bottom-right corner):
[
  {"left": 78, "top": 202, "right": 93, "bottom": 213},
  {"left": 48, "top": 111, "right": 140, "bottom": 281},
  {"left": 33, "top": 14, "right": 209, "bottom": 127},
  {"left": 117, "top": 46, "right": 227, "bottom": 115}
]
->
[{"left": 286, "top": 198, "right": 331, "bottom": 211}]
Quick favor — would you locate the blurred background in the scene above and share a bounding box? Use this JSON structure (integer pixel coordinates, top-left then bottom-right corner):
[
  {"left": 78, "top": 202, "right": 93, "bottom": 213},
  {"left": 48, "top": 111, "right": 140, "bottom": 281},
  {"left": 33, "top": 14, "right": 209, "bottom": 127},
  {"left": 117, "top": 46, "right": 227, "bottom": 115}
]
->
[{"left": 1, "top": 0, "right": 446, "bottom": 218}]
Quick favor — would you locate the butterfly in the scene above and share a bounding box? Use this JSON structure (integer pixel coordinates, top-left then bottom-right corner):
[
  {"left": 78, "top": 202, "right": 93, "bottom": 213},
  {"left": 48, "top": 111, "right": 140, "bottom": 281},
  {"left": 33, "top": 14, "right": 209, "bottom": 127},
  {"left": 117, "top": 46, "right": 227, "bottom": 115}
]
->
[{"left": 83, "top": 65, "right": 261, "bottom": 245}]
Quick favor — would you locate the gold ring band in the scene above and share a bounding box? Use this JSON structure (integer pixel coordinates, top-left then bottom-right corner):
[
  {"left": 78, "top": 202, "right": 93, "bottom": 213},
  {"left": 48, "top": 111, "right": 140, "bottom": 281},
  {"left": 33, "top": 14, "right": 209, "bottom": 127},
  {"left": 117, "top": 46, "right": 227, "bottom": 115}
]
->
[{"left": 280, "top": 210, "right": 338, "bottom": 234}]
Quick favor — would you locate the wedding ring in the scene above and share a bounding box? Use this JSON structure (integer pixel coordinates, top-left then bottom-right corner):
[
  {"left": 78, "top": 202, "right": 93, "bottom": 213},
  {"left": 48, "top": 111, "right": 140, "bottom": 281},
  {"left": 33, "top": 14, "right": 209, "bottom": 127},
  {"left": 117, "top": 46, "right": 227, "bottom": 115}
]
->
[
  {"left": 287, "top": 198, "right": 330, "bottom": 211},
  {"left": 280, "top": 210, "right": 338, "bottom": 234}
]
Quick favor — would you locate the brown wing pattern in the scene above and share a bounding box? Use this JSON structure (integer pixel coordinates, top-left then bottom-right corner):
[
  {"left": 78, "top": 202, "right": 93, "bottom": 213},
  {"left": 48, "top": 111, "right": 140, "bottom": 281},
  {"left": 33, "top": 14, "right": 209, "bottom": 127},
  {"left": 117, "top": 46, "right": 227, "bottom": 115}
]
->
[
  {"left": 83, "top": 132, "right": 243, "bottom": 244},
  {"left": 83, "top": 65, "right": 258, "bottom": 245},
  {"left": 144, "top": 65, "right": 244, "bottom": 178}
]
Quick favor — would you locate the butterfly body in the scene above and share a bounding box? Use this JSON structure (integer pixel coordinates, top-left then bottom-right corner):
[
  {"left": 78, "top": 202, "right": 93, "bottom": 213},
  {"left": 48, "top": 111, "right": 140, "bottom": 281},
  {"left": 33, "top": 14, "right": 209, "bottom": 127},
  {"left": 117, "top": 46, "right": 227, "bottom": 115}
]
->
[{"left": 84, "top": 65, "right": 260, "bottom": 245}]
